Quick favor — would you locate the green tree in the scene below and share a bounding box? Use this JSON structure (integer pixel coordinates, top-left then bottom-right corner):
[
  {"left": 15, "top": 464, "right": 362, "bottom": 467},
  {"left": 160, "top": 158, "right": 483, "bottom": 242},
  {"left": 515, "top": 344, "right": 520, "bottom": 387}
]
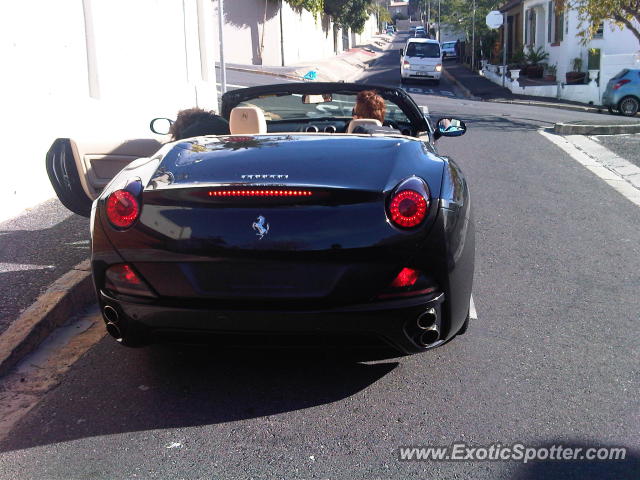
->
[
  {"left": 283, "top": 0, "right": 325, "bottom": 18},
  {"left": 371, "top": 3, "right": 393, "bottom": 28},
  {"left": 566, "top": 0, "right": 640, "bottom": 43},
  {"left": 325, "top": 0, "right": 375, "bottom": 33}
]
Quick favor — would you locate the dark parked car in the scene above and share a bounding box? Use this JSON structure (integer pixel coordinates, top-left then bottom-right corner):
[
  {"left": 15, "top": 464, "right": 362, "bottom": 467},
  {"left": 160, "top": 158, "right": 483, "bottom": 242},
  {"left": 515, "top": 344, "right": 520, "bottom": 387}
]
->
[
  {"left": 602, "top": 69, "right": 640, "bottom": 116},
  {"left": 46, "top": 82, "right": 474, "bottom": 355}
]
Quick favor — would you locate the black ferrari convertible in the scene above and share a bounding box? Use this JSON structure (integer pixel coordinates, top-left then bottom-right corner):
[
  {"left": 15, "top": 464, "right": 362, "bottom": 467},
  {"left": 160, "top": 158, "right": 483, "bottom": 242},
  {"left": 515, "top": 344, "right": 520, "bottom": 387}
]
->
[{"left": 46, "top": 82, "right": 474, "bottom": 354}]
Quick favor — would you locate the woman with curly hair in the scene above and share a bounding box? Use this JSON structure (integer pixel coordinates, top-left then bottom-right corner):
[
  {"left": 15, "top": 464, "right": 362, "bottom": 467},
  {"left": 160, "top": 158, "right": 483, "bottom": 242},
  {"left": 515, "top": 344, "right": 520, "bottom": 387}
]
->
[{"left": 352, "top": 90, "right": 386, "bottom": 124}]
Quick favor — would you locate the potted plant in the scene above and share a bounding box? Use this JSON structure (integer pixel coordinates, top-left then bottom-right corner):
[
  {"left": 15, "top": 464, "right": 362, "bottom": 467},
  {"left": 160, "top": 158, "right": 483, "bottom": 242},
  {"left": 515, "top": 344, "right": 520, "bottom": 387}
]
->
[
  {"left": 525, "top": 46, "right": 549, "bottom": 78},
  {"left": 509, "top": 47, "right": 527, "bottom": 70},
  {"left": 566, "top": 57, "right": 586, "bottom": 84},
  {"left": 544, "top": 63, "right": 557, "bottom": 82}
]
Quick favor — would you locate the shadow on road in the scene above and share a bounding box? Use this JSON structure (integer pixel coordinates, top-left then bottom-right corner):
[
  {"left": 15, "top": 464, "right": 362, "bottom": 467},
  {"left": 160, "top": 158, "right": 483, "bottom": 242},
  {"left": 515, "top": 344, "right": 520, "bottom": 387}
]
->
[
  {"left": 0, "top": 340, "right": 398, "bottom": 453},
  {"left": 0, "top": 202, "right": 89, "bottom": 335},
  {"left": 512, "top": 441, "right": 640, "bottom": 480}
]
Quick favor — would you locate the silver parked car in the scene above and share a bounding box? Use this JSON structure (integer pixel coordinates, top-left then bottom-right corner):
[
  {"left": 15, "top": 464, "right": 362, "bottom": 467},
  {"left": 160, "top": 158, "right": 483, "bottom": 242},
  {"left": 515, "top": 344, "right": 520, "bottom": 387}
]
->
[{"left": 441, "top": 41, "right": 457, "bottom": 59}]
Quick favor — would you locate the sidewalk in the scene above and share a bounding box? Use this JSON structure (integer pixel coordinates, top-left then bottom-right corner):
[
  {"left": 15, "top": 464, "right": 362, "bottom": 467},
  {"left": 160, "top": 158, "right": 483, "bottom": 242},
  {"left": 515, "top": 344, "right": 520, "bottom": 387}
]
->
[
  {"left": 220, "top": 35, "right": 393, "bottom": 83},
  {"left": 443, "top": 63, "right": 603, "bottom": 113}
]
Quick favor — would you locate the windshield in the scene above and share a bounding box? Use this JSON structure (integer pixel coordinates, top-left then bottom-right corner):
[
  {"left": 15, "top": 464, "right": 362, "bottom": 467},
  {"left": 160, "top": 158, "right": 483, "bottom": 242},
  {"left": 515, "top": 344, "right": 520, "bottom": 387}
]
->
[
  {"left": 406, "top": 42, "right": 440, "bottom": 58},
  {"left": 237, "top": 92, "right": 411, "bottom": 124},
  {"left": 443, "top": 42, "right": 456, "bottom": 48}
]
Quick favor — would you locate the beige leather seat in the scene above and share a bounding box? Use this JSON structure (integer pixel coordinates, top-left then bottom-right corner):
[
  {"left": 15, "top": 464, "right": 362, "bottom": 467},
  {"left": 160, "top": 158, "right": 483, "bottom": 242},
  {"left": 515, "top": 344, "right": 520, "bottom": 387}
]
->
[
  {"left": 347, "top": 118, "right": 382, "bottom": 134},
  {"left": 229, "top": 106, "right": 267, "bottom": 134}
]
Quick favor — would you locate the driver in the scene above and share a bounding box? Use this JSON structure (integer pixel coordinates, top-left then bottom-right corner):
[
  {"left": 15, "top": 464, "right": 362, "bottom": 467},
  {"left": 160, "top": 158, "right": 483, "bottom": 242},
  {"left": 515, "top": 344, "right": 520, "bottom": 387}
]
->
[
  {"left": 352, "top": 90, "right": 386, "bottom": 124},
  {"left": 170, "top": 107, "right": 230, "bottom": 141}
]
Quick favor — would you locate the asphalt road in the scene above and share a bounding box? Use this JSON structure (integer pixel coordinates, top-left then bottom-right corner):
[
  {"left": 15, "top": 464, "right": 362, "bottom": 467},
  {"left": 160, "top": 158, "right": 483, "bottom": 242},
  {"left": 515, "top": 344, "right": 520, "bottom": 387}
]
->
[
  {"left": 0, "top": 200, "right": 89, "bottom": 336},
  {"left": 1, "top": 35, "right": 639, "bottom": 479}
]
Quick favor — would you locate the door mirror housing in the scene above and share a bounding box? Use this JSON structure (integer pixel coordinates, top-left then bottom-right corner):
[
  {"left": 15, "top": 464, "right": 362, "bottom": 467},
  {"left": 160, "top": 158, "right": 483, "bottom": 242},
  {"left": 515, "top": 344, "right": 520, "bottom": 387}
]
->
[
  {"left": 150, "top": 117, "right": 173, "bottom": 135},
  {"left": 436, "top": 118, "right": 467, "bottom": 137}
]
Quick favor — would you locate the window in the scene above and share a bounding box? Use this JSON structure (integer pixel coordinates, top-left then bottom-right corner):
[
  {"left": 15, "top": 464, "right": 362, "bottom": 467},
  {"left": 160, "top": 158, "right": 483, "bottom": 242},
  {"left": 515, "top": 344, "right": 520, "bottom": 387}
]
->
[
  {"left": 405, "top": 42, "right": 441, "bottom": 58},
  {"left": 526, "top": 9, "right": 537, "bottom": 46},
  {"left": 548, "top": 2, "right": 563, "bottom": 44},
  {"left": 594, "top": 22, "right": 604, "bottom": 38}
]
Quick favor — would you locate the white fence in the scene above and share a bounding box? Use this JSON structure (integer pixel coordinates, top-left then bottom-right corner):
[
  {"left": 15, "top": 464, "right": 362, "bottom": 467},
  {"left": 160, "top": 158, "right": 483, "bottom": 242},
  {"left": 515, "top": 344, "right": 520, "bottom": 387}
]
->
[{"left": 482, "top": 51, "right": 640, "bottom": 105}]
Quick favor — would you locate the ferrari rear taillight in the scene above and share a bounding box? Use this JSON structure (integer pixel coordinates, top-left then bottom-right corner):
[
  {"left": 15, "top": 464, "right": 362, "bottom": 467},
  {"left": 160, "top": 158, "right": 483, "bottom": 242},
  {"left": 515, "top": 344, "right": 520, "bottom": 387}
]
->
[
  {"left": 391, "top": 267, "right": 420, "bottom": 287},
  {"left": 389, "top": 189, "right": 428, "bottom": 228},
  {"left": 208, "top": 189, "right": 313, "bottom": 197},
  {"left": 104, "top": 264, "right": 156, "bottom": 298},
  {"left": 376, "top": 268, "right": 437, "bottom": 299},
  {"left": 106, "top": 189, "right": 140, "bottom": 228},
  {"left": 613, "top": 79, "right": 630, "bottom": 90}
]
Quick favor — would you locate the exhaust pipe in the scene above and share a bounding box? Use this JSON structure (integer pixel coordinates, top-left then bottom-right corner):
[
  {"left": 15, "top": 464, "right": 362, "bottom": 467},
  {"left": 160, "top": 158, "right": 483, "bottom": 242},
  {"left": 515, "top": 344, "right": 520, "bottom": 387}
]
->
[
  {"left": 103, "top": 306, "right": 123, "bottom": 341},
  {"left": 415, "top": 307, "right": 440, "bottom": 347},
  {"left": 418, "top": 327, "right": 440, "bottom": 346},
  {"left": 103, "top": 305, "right": 119, "bottom": 323},
  {"left": 417, "top": 308, "right": 437, "bottom": 330}
]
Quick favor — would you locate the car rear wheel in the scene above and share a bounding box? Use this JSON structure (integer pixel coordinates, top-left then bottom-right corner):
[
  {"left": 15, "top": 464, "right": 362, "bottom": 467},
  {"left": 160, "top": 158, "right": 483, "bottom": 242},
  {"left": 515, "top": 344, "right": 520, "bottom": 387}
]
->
[{"left": 618, "top": 96, "right": 639, "bottom": 116}]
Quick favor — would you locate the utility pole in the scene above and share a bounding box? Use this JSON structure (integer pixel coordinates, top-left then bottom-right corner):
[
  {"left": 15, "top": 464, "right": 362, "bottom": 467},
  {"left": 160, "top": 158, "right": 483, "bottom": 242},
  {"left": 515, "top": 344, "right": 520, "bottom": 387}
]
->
[
  {"left": 437, "top": 0, "right": 440, "bottom": 41},
  {"left": 471, "top": 0, "right": 476, "bottom": 70},
  {"left": 280, "top": 0, "right": 285, "bottom": 66},
  {"left": 218, "top": 0, "right": 227, "bottom": 95},
  {"left": 502, "top": 12, "right": 507, "bottom": 86}
]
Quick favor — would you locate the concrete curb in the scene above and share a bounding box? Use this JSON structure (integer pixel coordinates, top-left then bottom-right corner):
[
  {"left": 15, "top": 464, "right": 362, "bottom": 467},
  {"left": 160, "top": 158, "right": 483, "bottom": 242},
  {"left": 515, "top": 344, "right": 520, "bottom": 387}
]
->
[
  {"left": 554, "top": 122, "right": 640, "bottom": 135},
  {"left": 490, "top": 98, "right": 603, "bottom": 114},
  {"left": 224, "top": 66, "right": 301, "bottom": 81},
  {"left": 0, "top": 260, "right": 94, "bottom": 377}
]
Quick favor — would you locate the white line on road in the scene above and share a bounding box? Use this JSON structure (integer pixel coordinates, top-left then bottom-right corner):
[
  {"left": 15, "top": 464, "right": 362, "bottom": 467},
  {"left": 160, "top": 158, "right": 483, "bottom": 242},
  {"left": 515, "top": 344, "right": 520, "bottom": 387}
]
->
[
  {"left": 216, "top": 83, "right": 248, "bottom": 89},
  {"left": 539, "top": 129, "right": 640, "bottom": 208},
  {"left": 469, "top": 295, "right": 478, "bottom": 320}
]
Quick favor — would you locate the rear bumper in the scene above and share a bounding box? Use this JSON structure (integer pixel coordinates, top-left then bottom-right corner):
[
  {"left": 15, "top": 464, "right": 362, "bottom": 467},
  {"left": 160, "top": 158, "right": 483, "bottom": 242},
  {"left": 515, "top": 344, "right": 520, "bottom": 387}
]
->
[
  {"left": 401, "top": 69, "right": 441, "bottom": 80},
  {"left": 601, "top": 90, "right": 623, "bottom": 106},
  {"left": 98, "top": 290, "right": 449, "bottom": 354}
]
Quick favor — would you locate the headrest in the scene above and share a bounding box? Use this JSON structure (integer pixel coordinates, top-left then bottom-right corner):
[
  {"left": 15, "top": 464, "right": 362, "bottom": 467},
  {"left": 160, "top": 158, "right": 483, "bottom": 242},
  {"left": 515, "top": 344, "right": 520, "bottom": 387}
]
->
[
  {"left": 347, "top": 118, "right": 382, "bottom": 134},
  {"left": 229, "top": 106, "right": 267, "bottom": 135}
]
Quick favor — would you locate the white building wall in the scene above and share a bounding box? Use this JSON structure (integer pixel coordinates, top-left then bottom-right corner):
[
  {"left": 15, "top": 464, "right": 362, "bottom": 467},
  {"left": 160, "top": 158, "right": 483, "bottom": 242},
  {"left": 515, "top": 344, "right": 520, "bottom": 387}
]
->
[
  {"left": 212, "top": 0, "right": 378, "bottom": 66},
  {"left": 0, "top": 0, "right": 218, "bottom": 219},
  {"left": 212, "top": 1, "right": 346, "bottom": 66},
  {"left": 522, "top": 0, "right": 640, "bottom": 80}
]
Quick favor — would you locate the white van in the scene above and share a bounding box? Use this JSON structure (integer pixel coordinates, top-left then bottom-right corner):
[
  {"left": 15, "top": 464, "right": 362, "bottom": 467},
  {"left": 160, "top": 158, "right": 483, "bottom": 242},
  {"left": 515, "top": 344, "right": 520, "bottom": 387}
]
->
[{"left": 400, "top": 38, "right": 442, "bottom": 84}]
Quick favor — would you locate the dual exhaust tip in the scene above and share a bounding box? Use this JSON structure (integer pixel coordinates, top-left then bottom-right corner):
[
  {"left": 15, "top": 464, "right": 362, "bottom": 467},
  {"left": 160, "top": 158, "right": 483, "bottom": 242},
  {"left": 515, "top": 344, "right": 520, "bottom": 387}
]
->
[
  {"left": 103, "top": 306, "right": 123, "bottom": 342},
  {"left": 416, "top": 308, "right": 440, "bottom": 347}
]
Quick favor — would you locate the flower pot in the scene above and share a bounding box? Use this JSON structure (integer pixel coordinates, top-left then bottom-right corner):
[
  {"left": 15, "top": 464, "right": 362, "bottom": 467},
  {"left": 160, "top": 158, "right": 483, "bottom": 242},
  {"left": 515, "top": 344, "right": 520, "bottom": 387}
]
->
[
  {"left": 526, "top": 65, "right": 544, "bottom": 78},
  {"left": 588, "top": 69, "right": 599, "bottom": 82},
  {"left": 510, "top": 69, "right": 521, "bottom": 81},
  {"left": 565, "top": 72, "right": 586, "bottom": 84}
]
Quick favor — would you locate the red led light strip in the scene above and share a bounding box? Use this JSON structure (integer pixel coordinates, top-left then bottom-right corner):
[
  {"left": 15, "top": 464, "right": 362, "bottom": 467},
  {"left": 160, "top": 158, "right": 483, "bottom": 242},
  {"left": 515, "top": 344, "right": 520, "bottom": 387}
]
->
[{"left": 208, "top": 190, "right": 313, "bottom": 197}]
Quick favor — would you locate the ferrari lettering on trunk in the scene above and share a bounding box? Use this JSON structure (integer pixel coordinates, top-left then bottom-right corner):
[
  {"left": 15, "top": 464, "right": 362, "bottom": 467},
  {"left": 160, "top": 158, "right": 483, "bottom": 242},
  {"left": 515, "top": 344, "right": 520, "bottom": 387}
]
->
[{"left": 252, "top": 215, "right": 270, "bottom": 239}]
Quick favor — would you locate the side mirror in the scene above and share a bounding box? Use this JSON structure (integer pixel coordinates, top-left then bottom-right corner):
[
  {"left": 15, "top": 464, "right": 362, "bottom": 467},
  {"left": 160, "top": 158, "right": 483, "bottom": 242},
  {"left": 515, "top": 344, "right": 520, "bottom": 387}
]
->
[
  {"left": 436, "top": 117, "right": 467, "bottom": 137},
  {"left": 150, "top": 117, "right": 173, "bottom": 135}
]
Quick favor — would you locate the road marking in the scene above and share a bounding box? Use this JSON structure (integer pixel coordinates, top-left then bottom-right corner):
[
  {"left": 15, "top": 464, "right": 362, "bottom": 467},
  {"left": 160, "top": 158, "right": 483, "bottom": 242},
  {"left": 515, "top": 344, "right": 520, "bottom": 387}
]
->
[
  {"left": 539, "top": 128, "right": 640, "bottom": 208},
  {"left": 469, "top": 295, "right": 478, "bottom": 320},
  {"left": 401, "top": 85, "right": 456, "bottom": 97}
]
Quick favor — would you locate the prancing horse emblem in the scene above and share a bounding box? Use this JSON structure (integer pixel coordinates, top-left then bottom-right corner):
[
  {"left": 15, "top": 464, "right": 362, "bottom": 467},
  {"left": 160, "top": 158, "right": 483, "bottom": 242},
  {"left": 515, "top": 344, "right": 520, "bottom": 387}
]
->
[{"left": 252, "top": 215, "right": 270, "bottom": 239}]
